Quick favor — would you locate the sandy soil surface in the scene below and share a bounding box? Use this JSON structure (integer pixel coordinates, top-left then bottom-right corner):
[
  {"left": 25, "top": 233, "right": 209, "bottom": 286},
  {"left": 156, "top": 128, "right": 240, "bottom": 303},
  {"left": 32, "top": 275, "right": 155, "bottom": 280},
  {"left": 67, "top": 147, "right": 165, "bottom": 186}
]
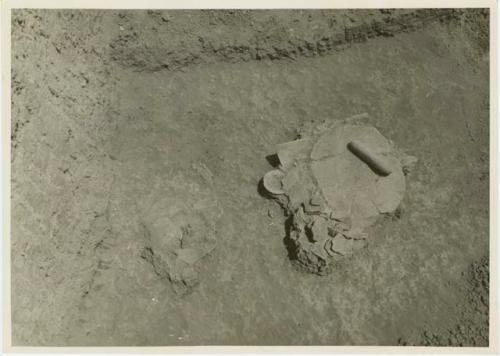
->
[{"left": 11, "top": 9, "right": 489, "bottom": 346}]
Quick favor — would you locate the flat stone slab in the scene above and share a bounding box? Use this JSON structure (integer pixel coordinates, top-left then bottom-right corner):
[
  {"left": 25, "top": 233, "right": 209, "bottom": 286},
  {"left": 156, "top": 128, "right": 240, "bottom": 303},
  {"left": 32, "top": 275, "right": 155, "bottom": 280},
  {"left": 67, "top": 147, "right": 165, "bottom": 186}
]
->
[{"left": 310, "top": 124, "right": 406, "bottom": 226}]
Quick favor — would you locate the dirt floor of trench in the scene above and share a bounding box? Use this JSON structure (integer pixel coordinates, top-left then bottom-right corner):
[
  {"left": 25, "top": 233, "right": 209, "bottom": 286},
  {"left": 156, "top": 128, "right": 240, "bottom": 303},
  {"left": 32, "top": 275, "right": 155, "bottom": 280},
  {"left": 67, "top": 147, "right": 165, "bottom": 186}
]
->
[{"left": 10, "top": 9, "right": 490, "bottom": 346}]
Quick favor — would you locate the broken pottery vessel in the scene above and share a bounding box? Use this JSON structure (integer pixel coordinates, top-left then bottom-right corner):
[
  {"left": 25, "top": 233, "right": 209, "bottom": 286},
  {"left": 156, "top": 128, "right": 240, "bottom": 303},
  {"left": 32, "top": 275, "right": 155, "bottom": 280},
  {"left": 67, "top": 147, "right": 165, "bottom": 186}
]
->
[
  {"left": 139, "top": 164, "right": 220, "bottom": 294},
  {"left": 262, "top": 113, "right": 417, "bottom": 274}
]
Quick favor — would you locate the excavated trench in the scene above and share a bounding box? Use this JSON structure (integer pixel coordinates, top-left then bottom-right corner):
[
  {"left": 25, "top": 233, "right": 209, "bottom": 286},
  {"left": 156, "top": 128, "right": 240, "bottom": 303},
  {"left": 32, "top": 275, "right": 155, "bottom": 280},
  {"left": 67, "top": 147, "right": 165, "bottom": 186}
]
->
[{"left": 11, "top": 9, "right": 489, "bottom": 346}]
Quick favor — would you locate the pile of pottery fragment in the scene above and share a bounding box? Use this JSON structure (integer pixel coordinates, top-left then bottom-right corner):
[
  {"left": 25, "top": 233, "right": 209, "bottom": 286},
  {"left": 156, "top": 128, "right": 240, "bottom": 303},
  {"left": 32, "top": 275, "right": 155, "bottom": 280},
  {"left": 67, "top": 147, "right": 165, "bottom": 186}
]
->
[{"left": 262, "top": 113, "right": 417, "bottom": 274}]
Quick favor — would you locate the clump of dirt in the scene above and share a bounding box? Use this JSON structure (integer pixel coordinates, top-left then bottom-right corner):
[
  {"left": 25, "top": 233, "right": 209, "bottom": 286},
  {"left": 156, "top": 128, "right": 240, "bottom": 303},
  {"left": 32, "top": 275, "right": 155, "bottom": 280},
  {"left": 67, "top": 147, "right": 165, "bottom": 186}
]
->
[
  {"left": 138, "top": 165, "right": 220, "bottom": 295},
  {"left": 262, "top": 113, "right": 416, "bottom": 274}
]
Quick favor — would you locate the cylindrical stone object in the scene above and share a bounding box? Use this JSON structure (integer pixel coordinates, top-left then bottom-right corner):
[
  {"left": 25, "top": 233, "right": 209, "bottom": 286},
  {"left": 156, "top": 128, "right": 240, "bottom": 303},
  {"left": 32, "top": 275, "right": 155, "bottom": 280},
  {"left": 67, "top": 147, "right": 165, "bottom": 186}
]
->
[{"left": 347, "top": 140, "right": 392, "bottom": 177}]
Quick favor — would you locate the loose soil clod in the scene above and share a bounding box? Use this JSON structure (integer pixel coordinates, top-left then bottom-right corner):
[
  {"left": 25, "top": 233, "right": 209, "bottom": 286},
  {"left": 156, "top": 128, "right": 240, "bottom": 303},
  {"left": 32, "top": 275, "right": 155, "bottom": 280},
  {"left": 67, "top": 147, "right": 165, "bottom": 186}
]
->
[{"left": 138, "top": 168, "right": 220, "bottom": 295}]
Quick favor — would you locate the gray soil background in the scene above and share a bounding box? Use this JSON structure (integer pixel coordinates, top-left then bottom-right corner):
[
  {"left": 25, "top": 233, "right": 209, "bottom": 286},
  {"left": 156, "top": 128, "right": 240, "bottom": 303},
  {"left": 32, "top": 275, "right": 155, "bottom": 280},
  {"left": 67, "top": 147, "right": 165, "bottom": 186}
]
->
[{"left": 10, "top": 9, "right": 490, "bottom": 346}]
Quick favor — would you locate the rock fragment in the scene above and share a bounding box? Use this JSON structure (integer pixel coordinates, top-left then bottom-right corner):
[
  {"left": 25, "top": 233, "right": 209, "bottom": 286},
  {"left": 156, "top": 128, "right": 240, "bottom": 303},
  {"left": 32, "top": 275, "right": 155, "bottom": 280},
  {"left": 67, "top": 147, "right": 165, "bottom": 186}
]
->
[{"left": 276, "top": 138, "right": 311, "bottom": 168}]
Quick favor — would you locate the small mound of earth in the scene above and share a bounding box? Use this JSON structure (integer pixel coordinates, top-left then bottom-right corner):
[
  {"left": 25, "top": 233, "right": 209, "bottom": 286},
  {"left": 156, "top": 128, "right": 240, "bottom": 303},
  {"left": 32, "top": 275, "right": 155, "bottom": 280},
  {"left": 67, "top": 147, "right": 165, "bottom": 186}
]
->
[
  {"left": 262, "top": 113, "right": 417, "bottom": 274},
  {"left": 138, "top": 164, "right": 220, "bottom": 295}
]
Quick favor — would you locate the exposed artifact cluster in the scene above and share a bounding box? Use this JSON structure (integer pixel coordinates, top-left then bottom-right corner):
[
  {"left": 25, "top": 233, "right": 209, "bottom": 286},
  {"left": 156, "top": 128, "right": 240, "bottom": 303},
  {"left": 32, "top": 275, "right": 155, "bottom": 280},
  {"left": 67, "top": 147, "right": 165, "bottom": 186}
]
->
[{"left": 262, "top": 113, "right": 417, "bottom": 274}]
